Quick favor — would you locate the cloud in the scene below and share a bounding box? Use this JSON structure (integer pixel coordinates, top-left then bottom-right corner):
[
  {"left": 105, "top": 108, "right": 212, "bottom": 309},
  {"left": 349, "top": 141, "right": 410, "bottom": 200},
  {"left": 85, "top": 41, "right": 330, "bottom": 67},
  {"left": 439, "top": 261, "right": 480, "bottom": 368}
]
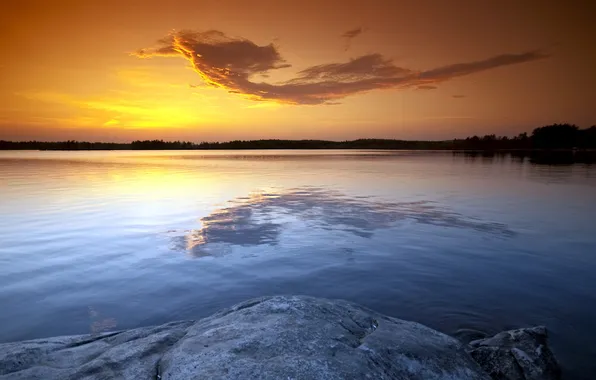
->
[
  {"left": 135, "top": 29, "right": 549, "bottom": 105},
  {"left": 342, "top": 27, "right": 364, "bottom": 40},
  {"left": 452, "top": 94, "right": 466, "bottom": 98},
  {"left": 103, "top": 119, "right": 120, "bottom": 126},
  {"left": 418, "top": 51, "right": 548, "bottom": 82},
  {"left": 417, "top": 85, "right": 438, "bottom": 90},
  {"left": 422, "top": 116, "right": 476, "bottom": 120},
  {"left": 341, "top": 27, "right": 364, "bottom": 51},
  {"left": 291, "top": 54, "right": 411, "bottom": 83}
]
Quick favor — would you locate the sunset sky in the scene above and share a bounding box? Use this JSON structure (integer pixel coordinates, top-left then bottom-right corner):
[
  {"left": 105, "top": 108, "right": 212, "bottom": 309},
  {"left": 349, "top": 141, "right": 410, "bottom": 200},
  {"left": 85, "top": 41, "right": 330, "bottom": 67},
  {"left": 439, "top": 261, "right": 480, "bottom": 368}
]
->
[{"left": 1, "top": 0, "right": 595, "bottom": 142}]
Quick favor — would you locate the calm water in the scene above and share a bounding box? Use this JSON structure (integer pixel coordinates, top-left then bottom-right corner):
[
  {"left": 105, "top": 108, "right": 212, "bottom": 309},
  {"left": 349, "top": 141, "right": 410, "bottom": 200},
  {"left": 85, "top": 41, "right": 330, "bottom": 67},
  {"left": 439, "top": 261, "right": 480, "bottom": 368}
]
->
[{"left": 1, "top": 150, "right": 595, "bottom": 378}]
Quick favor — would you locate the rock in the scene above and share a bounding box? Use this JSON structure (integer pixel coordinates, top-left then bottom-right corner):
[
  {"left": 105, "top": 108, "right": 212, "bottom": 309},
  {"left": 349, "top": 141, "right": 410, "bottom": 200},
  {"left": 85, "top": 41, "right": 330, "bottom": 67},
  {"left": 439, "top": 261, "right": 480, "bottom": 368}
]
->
[
  {"left": 0, "top": 296, "right": 557, "bottom": 380},
  {"left": 156, "top": 296, "right": 488, "bottom": 380},
  {"left": 467, "top": 326, "right": 561, "bottom": 380}
]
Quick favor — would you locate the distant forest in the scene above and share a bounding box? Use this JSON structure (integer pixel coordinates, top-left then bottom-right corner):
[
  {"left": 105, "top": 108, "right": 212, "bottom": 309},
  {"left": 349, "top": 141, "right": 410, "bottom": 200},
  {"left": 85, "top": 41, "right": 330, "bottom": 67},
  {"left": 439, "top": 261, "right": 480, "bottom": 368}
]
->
[{"left": 1, "top": 124, "right": 595, "bottom": 151}]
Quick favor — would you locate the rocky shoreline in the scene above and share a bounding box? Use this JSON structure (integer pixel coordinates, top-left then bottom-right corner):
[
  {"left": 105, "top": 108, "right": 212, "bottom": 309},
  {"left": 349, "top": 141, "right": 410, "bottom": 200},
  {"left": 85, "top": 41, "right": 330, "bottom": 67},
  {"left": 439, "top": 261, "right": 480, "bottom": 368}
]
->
[{"left": 0, "top": 296, "right": 560, "bottom": 379}]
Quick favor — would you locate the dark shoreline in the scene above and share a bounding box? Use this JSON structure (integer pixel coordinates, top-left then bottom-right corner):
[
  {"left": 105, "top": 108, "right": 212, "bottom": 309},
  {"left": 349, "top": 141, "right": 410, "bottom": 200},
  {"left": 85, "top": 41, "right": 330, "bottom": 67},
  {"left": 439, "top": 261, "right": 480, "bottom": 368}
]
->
[
  {"left": 3, "top": 147, "right": 594, "bottom": 165},
  {"left": 2, "top": 123, "right": 595, "bottom": 151}
]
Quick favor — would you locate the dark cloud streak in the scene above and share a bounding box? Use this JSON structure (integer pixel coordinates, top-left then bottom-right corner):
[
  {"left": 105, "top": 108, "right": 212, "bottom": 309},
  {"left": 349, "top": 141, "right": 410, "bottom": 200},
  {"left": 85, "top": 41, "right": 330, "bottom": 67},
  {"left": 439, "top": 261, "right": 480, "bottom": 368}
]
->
[
  {"left": 135, "top": 29, "right": 549, "bottom": 105},
  {"left": 341, "top": 27, "right": 364, "bottom": 51},
  {"left": 342, "top": 27, "right": 364, "bottom": 40},
  {"left": 418, "top": 50, "right": 548, "bottom": 82},
  {"left": 417, "top": 85, "right": 438, "bottom": 90}
]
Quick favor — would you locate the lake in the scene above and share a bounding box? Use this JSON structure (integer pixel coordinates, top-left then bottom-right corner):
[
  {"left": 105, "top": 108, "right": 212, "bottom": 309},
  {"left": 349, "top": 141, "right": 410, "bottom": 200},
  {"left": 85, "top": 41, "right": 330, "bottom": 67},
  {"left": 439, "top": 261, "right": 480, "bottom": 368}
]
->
[{"left": 1, "top": 150, "right": 595, "bottom": 379}]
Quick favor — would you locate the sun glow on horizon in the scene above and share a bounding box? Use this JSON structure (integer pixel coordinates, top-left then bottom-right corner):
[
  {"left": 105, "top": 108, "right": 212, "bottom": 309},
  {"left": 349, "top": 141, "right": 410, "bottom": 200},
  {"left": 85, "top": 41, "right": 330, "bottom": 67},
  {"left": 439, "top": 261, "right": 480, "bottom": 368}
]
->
[
  {"left": 12, "top": 64, "right": 296, "bottom": 134},
  {"left": 1, "top": 1, "right": 594, "bottom": 141}
]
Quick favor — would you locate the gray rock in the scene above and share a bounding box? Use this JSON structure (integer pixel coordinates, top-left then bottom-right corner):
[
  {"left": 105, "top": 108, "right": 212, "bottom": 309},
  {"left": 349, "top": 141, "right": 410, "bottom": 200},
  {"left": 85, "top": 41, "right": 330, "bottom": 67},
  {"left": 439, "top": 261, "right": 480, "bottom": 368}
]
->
[
  {"left": 0, "top": 295, "right": 554, "bottom": 380},
  {"left": 467, "top": 326, "right": 561, "bottom": 380},
  {"left": 157, "top": 296, "right": 488, "bottom": 380}
]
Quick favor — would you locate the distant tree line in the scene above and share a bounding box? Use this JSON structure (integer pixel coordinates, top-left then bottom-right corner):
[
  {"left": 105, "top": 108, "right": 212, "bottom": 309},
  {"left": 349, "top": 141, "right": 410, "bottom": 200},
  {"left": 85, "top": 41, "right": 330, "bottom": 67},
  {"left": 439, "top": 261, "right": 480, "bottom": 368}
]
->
[
  {"left": 0, "top": 138, "right": 459, "bottom": 150},
  {"left": 0, "top": 140, "right": 199, "bottom": 151},
  {"left": 1, "top": 124, "right": 595, "bottom": 151},
  {"left": 452, "top": 124, "right": 596, "bottom": 150},
  {"left": 192, "top": 139, "right": 455, "bottom": 150}
]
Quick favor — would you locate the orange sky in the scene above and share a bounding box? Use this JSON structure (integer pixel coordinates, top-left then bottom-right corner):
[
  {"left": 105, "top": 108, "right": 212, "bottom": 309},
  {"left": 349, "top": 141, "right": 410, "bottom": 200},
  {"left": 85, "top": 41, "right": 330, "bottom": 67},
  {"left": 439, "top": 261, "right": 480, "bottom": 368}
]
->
[{"left": 1, "top": 0, "right": 594, "bottom": 142}]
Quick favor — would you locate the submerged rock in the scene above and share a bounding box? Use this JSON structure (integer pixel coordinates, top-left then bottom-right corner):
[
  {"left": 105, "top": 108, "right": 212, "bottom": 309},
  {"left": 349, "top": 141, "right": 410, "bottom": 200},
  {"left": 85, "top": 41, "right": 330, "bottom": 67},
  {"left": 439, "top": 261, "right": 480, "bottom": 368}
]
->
[
  {"left": 0, "top": 296, "right": 559, "bottom": 380},
  {"left": 468, "top": 326, "right": 561, "bottom": 380}
]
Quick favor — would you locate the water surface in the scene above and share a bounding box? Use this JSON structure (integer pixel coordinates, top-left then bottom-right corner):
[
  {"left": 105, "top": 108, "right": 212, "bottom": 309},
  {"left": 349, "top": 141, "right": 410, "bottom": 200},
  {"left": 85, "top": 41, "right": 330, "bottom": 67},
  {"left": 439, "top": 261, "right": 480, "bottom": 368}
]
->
[{"left": 1, "top": 150, "right": 595, "bottom": 379}]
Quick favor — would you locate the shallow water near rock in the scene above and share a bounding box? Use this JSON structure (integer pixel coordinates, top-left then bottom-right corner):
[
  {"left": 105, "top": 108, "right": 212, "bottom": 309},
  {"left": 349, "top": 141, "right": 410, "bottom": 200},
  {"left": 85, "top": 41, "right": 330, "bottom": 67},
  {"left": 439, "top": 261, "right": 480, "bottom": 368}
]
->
[{"left": 0, "top": 150, "right": 595, "bottom": 379}]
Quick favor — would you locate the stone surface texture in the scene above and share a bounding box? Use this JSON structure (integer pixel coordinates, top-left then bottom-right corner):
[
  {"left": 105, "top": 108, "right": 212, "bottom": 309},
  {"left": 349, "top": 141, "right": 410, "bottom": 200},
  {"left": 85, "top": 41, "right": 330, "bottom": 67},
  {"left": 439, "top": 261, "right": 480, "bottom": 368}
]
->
[
  {"left": 468, "top": 325, "right": 561, "bottom": 380},
  {"left": 0, "top": 296, "right": 559, "bottom": 379}
]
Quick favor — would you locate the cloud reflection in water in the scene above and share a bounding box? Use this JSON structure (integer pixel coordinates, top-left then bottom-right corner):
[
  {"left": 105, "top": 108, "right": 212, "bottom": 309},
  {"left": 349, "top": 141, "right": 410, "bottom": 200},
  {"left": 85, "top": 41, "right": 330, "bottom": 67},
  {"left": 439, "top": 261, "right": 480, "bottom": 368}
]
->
[{"left": 170, "top": 187, "right": 514, "bottom": 258}]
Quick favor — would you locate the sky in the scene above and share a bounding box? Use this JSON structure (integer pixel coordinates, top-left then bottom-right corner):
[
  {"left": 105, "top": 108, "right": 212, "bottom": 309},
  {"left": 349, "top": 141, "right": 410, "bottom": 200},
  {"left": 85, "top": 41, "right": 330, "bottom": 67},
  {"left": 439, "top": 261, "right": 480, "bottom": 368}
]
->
[{"left": 1, "top": 0, "right": 595, "bottom": 142}]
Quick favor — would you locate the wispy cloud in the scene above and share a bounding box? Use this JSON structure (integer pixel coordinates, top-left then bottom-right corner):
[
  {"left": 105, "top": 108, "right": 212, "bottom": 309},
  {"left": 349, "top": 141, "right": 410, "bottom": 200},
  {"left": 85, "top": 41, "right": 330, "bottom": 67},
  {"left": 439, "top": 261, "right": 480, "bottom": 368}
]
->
[
  {"left": 342, "top": 27, "right": 364, "bottom": 40},
  {"left": 418, "top": 51, "right": 548, "bottom": 81},
  {"left": 21, "top": 89, "right": 217, "bottom": 128},
  {"left": 103, "top": 119, "right": 120, "bottom": 126},
  {"left": 417, "top": 85, "right": 438, "bottom": 90},
  {"left": 422, "top": 116, "right": 477, "bottom": 120},
  {"left": 452, "top": 94, "right": 466, "bottom": 99},
  {"left": 134, "top": 29, "right": 549, "bottom": 105},
  {"left": 341, "top": 27, "right": 364, "bottom": 51}
]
